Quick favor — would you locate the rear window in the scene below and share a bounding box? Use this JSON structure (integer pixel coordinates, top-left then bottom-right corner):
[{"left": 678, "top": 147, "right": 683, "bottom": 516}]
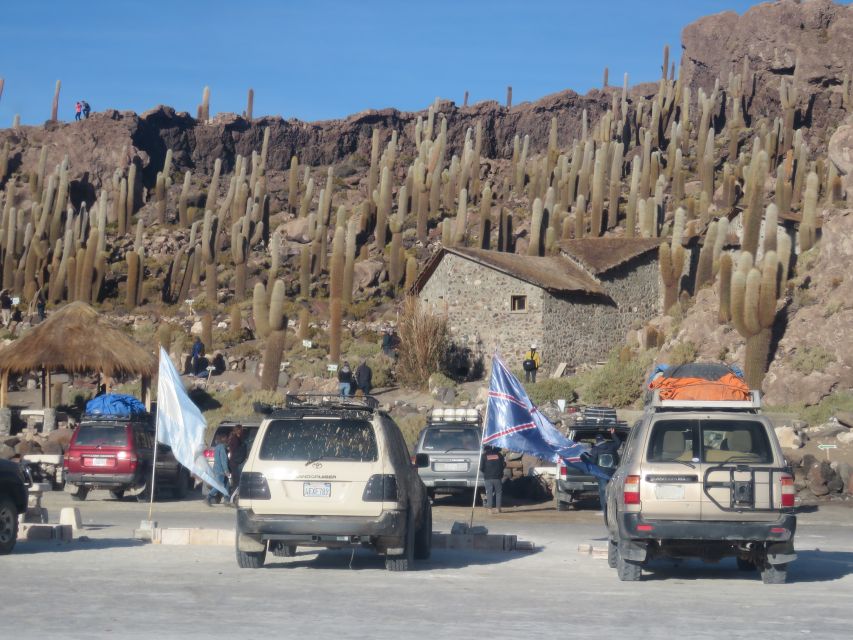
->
[
  {"left": 647, "top": 419, "right": 773, "bottom": 464},
  {"left": 74, "top": 424, "right": 128, "bottom": 447},
  {"left": 422, "top": 427, "right": 480, "bottom": 452},
  {"left": 258, "top": 419, "right": 378, "bottom": 462},
  {"left": 213, "top": 426, "right": 259, "bottom": 448}
]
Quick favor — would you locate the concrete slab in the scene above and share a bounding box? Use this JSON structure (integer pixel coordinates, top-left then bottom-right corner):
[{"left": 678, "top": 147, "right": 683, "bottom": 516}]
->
[
  {"left": 20, "top": 523, "right": 72, "bottom": 542},
  {"left": 60, "top": 507, "right": 82, "bottom": 531}
]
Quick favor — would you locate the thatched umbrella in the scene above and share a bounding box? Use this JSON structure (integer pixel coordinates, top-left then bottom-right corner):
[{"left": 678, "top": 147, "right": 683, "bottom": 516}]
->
[{"left": 0, "top": 302, "right": 157, "bottom": 408}]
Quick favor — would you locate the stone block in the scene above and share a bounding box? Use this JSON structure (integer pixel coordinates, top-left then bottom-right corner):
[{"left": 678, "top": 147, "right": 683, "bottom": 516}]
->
[
  {"left": 20, "top": 523, "right": 72, "bottom": 541},
  {"left": 158, "top": 528, "right": 191, "bottom": 545},
  {"left": 60, "top": 507, "right": 82, "bottom": 531},
  {"left": 217, "top": 529, "right": 236, "bottom": 546},
  {"left": 189, "top": 529, "right": 221, "bottom": 546}
]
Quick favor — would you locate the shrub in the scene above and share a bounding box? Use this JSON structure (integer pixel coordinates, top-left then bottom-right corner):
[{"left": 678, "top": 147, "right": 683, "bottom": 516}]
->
[
  {"left": 395, "top": 413, "right": 425, "bottom": 448},
  {"left": 524, "top": 378, "right": 577, "bottom": 406},
  {"left": 396, "top": 296, "right": 448, "bottom": 389},
  {"left": 667, "top": 341, "right": 698, "bottom": 366},
  {"left": 573, "top": 350, "right": 653, "bottom": 408},
  {"left": 790, "top": 346, "right": 835, "bottom": 376}
]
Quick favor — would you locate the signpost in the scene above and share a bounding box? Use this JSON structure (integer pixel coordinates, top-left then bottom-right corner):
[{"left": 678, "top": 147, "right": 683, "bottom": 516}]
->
[{"left": 817, "top": 443, "right": 837, "bottom": 460}]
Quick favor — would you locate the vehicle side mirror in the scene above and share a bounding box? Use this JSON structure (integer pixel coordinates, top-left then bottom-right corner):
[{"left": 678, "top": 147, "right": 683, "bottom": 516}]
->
[{"left": 414, "top": 453, "right": 430, "bottom": 468}]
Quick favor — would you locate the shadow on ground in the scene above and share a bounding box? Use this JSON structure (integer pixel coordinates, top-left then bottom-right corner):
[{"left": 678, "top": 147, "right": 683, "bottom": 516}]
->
[
  {"left": 641, "top": 549, "right": 853, "bottom": 583},
  {"left": 263, "top": 545, "right": 535, "bottom": 572},
  {"left": 14, "top": 538, "right": 147, "bottom": 554}
]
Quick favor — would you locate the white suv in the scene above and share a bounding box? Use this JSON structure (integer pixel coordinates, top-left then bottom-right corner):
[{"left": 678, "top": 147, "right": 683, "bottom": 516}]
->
[{"left": 235, "top": 395, "right": 432, "bottom": 571}]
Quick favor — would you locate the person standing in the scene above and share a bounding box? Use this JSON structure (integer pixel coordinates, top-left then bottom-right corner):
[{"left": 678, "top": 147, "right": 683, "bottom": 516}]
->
[
  {"left": 227, "top": 425, "right": 247, "bottom": 493},
  {"left": 191, "top": 336, "right": 205, "bottom": 375},
  {"left": 522, "top": 343, "right": 541, "bottom": 383},
  {"left": 0, "top": 290, "right": 12, "bottom": 326},
  {"left": 74, "top": 101, "right": 82, "bottom": 121},
  {"left": 36, "top": 288, "right": 46, "bottom": 321},
  {"left": 338, "top": 361, "right": 353, "bottom": 398},
  {"left": 355, "top": 359, "right": 372, "bottom": 396},
  {"left": 82, "top": 100, "right": 91, "bottom": 119},
  {"left": 480, "top": 445, "right": 506, "bottom": 513},
  {"left": 206, "top": 434, "right": 231, "bottom": 506}
]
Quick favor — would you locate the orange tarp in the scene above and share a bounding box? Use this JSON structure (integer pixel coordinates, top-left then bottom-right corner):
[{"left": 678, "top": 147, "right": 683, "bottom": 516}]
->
[{"left": 649, "top": 373, "right": 751, "bottom": 401}]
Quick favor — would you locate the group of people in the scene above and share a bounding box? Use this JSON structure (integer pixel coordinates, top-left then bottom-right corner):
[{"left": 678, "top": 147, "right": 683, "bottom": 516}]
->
[
  {"left": 206, "top": 424, "right": 248, "bottom": 506},
  {"left": 337, "top": 359, "right": 373, "bottom": 398},
  {"left": 74, "top": 100, "right": 91, "bottom": 121}
]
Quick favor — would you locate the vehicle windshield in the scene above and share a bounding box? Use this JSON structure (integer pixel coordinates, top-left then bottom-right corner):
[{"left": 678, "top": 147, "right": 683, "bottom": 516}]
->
[
  {"left": 647, "top": 419, "right": 772, "bottom": 464},
  {"left": 258, "top": 419, "right": 378, "bottom": 462},
  {"left": 212, "top": 426, "right": 259, "bottom": 448},
  {"left": 74, "top": 424, "right": 128, "bottom": 447},
  {"left": 422, "top": 426, "right": 480, "bottom": 451}
]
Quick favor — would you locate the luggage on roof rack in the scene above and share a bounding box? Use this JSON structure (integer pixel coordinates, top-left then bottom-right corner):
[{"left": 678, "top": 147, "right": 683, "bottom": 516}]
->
[
  {"left": 647, "top": 362, "right": 752, "bottom": 404},
  {"left": 253, "top": 394, "right": 380, "bottom": 415},
  {"left": 84, "top": 393, "right": 147, "bottom": 418},
  {"left": 647, "top": 388, "right": 761, "bottom": 411}
]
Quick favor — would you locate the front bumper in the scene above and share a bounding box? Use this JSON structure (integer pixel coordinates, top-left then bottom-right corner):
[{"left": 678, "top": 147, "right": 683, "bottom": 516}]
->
[
  {"left": 618, "top": 512, "right": 797, "bottom": 542},
  {"left": 237, "top": 508, "right": 405, "bottom": 542},
  {"left": 64, "top": 472, "right": 140, "bottom": 489}
]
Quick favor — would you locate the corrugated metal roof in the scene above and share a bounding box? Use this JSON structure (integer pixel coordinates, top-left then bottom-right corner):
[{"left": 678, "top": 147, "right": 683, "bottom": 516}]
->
[
  {"left": 411, "top": 247, "right": 608, "bottom": 297},
  {"left": 557, "top": 238, "right": 661, "bottom": 275}
]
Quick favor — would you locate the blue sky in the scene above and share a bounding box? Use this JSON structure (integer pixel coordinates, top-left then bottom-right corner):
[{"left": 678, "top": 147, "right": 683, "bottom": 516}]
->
[{"left": 1, "top": 0, "right": 767, "bottom": 125}]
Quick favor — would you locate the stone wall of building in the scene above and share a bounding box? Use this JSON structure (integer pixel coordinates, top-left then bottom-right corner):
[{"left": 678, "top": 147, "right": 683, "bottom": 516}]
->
[
  {"left": 542, "top": 254, "right": 661, "bottom": 370},
  {"left": 419, "top": 254, "right": 545, "bottom": 370}
]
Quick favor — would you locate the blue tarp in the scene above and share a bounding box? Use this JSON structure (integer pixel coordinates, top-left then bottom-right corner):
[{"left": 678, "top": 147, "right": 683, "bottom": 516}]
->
[{"left": 85, "top": 393, "right": 147, "bottom": 417}]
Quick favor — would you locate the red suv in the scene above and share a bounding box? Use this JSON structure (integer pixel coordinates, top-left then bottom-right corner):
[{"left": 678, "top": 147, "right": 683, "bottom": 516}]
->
[{"left": 64, "top": 415, "right": 193, "bottom": 501}]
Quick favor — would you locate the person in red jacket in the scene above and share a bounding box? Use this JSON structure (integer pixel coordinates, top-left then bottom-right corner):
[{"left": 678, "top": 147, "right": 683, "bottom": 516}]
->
[{"left": 74, "top": 101, "right": 82, "bottom": 121}]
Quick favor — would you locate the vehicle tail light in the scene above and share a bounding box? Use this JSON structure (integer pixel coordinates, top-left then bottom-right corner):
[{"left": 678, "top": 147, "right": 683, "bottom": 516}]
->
[
  {"left": 363, "top": 475, "right": 398, "bottom": 502},
  {"left": 624, "top": 475, "right": 641, "bottom": 505},
  {"left": 239, "top": 472, "right": 271, "bottom": 500},
  {"left": 636, "top": 524, "right": 654, "bottom": 532},
  {"left": 559, "top": 463, "right": 567, "bottom": 478},
  {"left": 780, "top": 474, "right": 795, "bottom": 508},
  {"left": 203, "top": 449, "right": 214, "bottom": 460}
]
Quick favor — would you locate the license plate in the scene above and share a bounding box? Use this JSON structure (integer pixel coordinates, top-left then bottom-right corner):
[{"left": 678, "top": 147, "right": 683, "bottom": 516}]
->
[
  {"left": 434, "top": 462, "right": 468, "bottom": 472},
  {"left": 654, "top": 484, "right": 685, "bottom": 500},
  {"left": 303, "top": 482, "right": 331, "bottom": 498},
  {"left": 88, "top": 457, "right": 109, "bottom": 467}
]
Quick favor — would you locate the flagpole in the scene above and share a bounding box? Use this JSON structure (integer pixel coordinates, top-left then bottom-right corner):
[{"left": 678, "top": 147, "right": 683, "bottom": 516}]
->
[
  {"left": 147, "top": 350, "right": 161, "bottom": 522},
  {"left": 469, "top": 360, "right": 492, "bottom": 527}
]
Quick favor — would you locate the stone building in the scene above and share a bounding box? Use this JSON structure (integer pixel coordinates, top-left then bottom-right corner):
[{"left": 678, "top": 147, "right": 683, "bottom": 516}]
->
[{"left": 413, "top": 240, "right": 661, "bottom": 374}]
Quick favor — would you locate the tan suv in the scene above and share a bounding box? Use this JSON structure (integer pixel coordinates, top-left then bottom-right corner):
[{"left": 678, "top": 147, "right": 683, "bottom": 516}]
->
[
  {"left": 235, "top": 395, "right": 432, "bottom": 571},
  {"left": 605, "top": 391, "right": 796, "bottom": 583}
]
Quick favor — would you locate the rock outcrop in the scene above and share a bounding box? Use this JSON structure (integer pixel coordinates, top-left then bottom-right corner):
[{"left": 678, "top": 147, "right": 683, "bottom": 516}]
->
[{"left": 681, "top": 0, "right": 853, "bottom": 145}]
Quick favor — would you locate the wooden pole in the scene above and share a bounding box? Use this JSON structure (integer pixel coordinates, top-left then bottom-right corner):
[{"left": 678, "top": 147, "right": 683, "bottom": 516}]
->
[
  {"left": 41, "top": 368, "right": 47, "bottom": 407},
  {"left": 46, "top": 371, "right": 52, "bottom": 407}
]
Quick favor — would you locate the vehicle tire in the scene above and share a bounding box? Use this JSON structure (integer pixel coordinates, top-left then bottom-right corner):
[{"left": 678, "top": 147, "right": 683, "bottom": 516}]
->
[
  {"left": 608, "top": 539, "right": 618, "bottom": 569},
  {"left": 109, "top": 489, "right": 125, "bottom": 500},
  {"left": 0, "top": 497, "right": 19, "bottom": 555},
  {"left": 236, "top": 542, "right": 267, "bottom": 569},
  {"left": 386, "top": 509, "right": 415, "bottom": 571},
  {"left": 736, "top": 557, "right": 756, "bottom": 572},
  {"left": 71, "top": 487, "right": 89, "bottom": 501},
  {"left": 616, "top": 546, "right": 642, "bottom": 581},
  {"left": 760, "top": 563, "right": 787, "bottom": 584},
  {"left": 173, "top": 469, "right": 190, "bottom": 500},
  {"left": 414, "top": 501, "right": 432, "bottom": 560},
  {"left": 271, "top": 542, "right": 297, "bottom": 557}
]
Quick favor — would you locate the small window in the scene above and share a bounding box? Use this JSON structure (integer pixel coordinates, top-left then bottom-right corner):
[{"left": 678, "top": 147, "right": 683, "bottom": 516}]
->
[{"left": 510, "top": 295, "right": 527, "bottom": 312}]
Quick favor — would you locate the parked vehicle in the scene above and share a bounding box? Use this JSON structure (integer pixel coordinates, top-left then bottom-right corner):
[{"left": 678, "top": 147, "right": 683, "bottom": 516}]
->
[
  {"left": 0, "top": 459, "right": 30, "bottom": 554},
  {"left": 606, "top": 367, "right": 796, "bottom": 583},
  {"left": 63, "top": 414, "right": 194, "bottom": 501},
  {"left": 554, "top": 407, "right": 629, "bottom": 510},
  {"left": 236, "top": 394, "right": 432, "bottom": 571},
  {"left": 414, "top": 408, "right": 483, "bottom": 499}
]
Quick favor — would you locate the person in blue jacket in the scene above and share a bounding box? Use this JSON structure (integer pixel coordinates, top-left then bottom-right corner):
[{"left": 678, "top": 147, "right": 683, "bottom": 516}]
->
[{"left": 206, "top": 434, "right": 231, "bottom": 506}]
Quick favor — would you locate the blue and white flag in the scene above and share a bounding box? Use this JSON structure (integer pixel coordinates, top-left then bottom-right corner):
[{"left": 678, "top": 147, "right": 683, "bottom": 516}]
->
[
  {"left": 156, "top": 347, "right": 229, "bottom": 496},
  {"left": 484, "top": 355, "right": 610, "bottom": 480}
]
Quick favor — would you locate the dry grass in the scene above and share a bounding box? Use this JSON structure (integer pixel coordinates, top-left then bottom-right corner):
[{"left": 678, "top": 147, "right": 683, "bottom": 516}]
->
[{"left": 396, "top": 296, "right": 448, "bottom": 389}]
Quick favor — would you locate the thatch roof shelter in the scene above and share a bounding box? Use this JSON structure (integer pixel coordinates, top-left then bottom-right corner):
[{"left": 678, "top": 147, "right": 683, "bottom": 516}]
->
[{"left": 0, "top": 302, "right": 156, "bottom": 407}]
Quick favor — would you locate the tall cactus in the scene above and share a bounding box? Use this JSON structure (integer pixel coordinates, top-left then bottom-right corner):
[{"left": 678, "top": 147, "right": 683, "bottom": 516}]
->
[
  {"left": 798, "top": 171, "right": 818, "bottom": 252},
  {"left": 329, "top": 226, "right": 345, "bottom": 363},
  {"left": 253, "top": 281, "right": 270, "bottom": 339},
  {"left": 718, "top": 253, "right": 733, "bottom": 324},
  {"left": 729, "top": 251, "right": 781, "bottom": 389}
]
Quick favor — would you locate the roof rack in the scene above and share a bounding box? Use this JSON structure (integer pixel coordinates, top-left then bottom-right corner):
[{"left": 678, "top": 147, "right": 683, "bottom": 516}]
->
[{"left": 647, "top": 389, "right": 761, "bottom": 412}]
